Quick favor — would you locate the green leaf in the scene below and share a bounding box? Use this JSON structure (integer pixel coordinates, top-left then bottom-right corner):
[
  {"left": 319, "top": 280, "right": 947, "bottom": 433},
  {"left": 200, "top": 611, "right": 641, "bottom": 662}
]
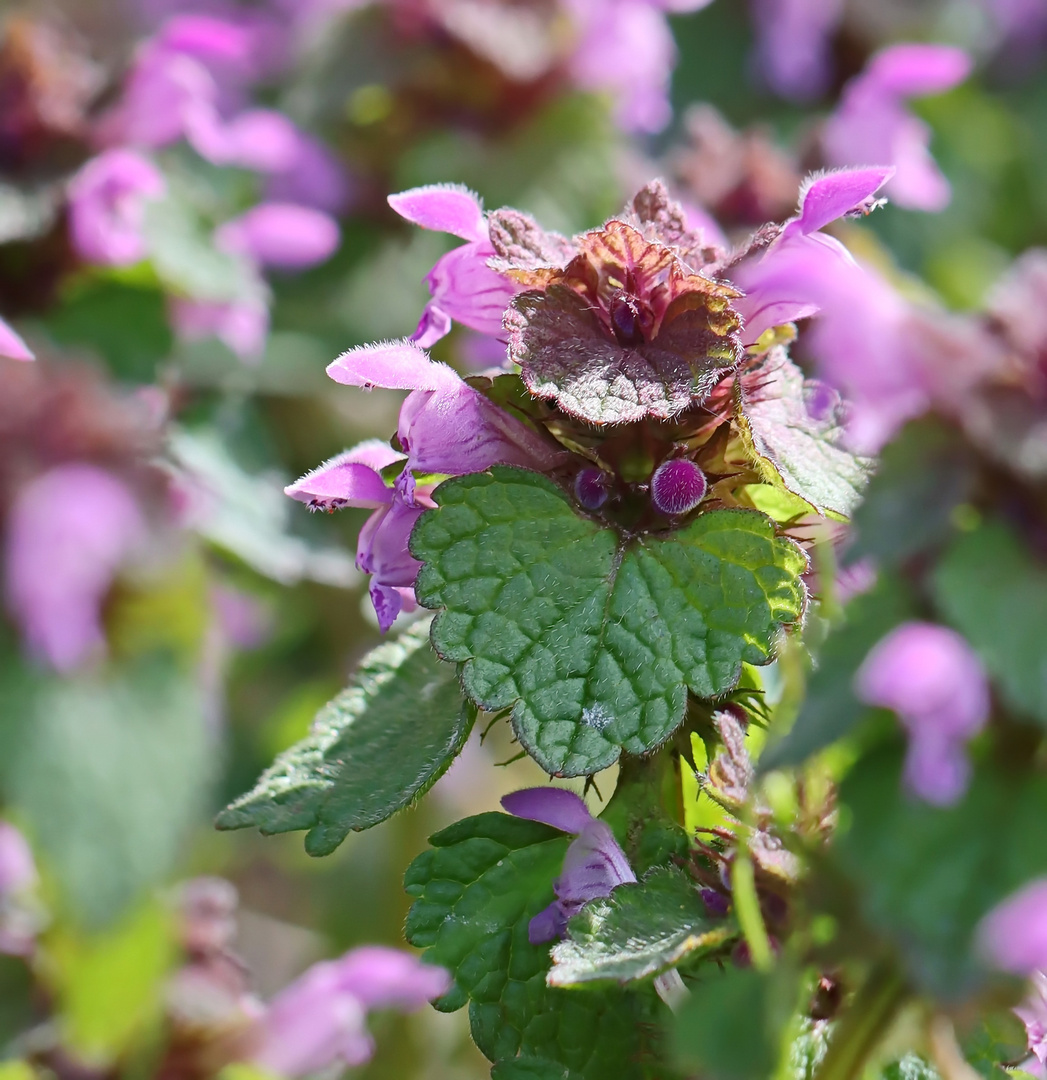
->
[
  {"left": 404, "top": 812, "right": 656, "bottom": 1077},
  {"left": 830, "top": 744, "right": 1047, "bottom": 997},
  {"left": 491, "top": 1058, "right": 580, "bottom": 1080},
  {"left": 412, "top": 467, "right": 807, "bottom": 777},
  {"left": 737, "top": 348, "right": 871, "bottom": 518},
  {"left": 550, "top": 867, "right": 732, "bottom": 987},
  {"left": 759, "top": 577, "right": 915, "bottom": 771},
  {"left": 216, "top": 619, "right": 473, "bottom": 856},
  {"left": 0, "top": 660, "right": 212, "bottom": 929},
  {"left": 961, "top": 1010, "right": 1028, "bottom": 1080},
  {"left": 674, "top": 966, "right": 795, "bottom": 1080},
  {"left": 847, "top": 420, "right": 975, "bottom": 568},
  {"left": 933, "top": 519, "right": 1047, "bottom": 726}
]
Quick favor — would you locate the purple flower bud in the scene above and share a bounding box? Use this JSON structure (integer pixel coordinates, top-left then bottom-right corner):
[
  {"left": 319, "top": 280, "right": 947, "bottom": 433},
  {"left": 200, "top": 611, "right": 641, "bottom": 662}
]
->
[
  {"left": 977, "top": 878, "right": 1047, "bottom": 976},
  {"left": 68, "top": 149, "right": 166, "bottom": 267},
  {"left": 215, "top": 203, "right": 340, "bottom": 271},
  {"left": 651, "top": 459, "right": 707, "bottom": 516},
  {"left": 249, "top": 947, "right": 450, "bottom": 1077},
  {"left": 574, "top": 468, "right": 610, "bottom": 510},
  {"left": 854, "top": 621, "right": 990, "bottom": 805},
  {"left": 0, "top": 317, "right": 33, "bottom": 362},
  {"left": 502, "top": 787, "right": 636, "bottom": 944},
  {"left": 4, "top": 464, "right": 145, "bottom": 671},
  {"left": 700, "top": 888, "right": 730, "bottom": 918}
]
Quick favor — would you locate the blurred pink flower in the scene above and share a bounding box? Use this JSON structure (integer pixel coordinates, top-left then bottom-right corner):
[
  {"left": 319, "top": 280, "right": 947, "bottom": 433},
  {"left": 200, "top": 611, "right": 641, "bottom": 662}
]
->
[
  {"left": 265, "top": 132, "right": 353, "bottom": 215},
  {"left": 68, "top": 148, "right": 166, "bottom": 267},
  {"left": 215, "top": 203, "right": 340, "bottom": 271},
  {"left": 0, "top": 317, "right": 33, "bottom": 362},
  {"left": 0, "top": 821, "right": 38, "bottom": 957},
  {"left": 502, "top": 787, "right": 635, "bottom": 943},
  {"left": 170, "top": 292, "right": 270, "bottom": 363},
  {"left": 855, "top": 621, "right": 990, "bottom": 805},
  {"left": 978, "top": 879, "right": 1047, "bottom": 976},
  {"left": 823, "top": 44, "right": 972, "bottom": 212},
  {"left": 248, "top": 946, "right": 450, "bottom": 1077},
  {"left": 3, "top": 463, "right": 145, "bottom": 672},
  {"left": 749, "top": 0, "right": 845, "bottom": 101}
]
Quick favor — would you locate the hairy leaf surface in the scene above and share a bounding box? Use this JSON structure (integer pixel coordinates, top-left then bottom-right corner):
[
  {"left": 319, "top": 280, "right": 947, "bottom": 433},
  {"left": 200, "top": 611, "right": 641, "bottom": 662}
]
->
[
  {"left": 404, "top": 813, "right": 654, "bottom": 1078},
  {"left": 412, "top": 467, "right": 806, "bottom": 776},
  {"left": 550, "top": 866, "right": 732, "bottom": 987},
  {"left": 216, "top": 619, "right": 472, "bottom": 855}
]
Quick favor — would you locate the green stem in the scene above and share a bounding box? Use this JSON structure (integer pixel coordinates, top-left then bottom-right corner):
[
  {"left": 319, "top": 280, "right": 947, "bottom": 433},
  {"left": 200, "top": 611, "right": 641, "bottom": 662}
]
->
[
  {"left": 732, "top": 847, "right": 774, "bottom": 972},
  {"left": 811, "top": 964, "right": 909, "bottom": 1080}
]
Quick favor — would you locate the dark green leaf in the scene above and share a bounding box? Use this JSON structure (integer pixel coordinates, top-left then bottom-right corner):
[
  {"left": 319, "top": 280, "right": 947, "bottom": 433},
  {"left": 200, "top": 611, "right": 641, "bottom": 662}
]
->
[
  {"left": 831, "top": 744, "right": 1047, "bottom": 997},
  {"left": 674, "top": 967, "right": 792, "bottom": 1080},
  {"left": 412, "top": 467, "right": 807, "bottom": 777},
  {"left": 404, "top": 812, "right": 656, "bottom": 1077},
  {"left": 961, "top": 1010, "right": 1028, "bottom": 1080},
  {"left": 738, "top": 347, "right": 871, "bottom": 518},
  {"left": 550, "top": 867, "right": 732, "bottom": 987},
  {"left": 491, "top": 1058, "right": 580, "bottom": 1080},
  {"left": 847, "top": 419, "right": 975, "bottom": 568},
  {"left": 217, "top": 619, "right": 473, "bottom": 855},
  {"left": 933, "top": 519, "right": 1047, "bottom": 726},
  {"left": 760, "top": 577, "right": 914, "bottom": 771}
]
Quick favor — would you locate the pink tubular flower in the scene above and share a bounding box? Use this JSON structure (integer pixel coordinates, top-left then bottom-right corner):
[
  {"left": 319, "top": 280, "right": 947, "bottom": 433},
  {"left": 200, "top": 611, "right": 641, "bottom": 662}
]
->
[
  {"left": 3, "top": 464, "right": 145, "bottom": 672},
  {"left": 1016, "top": 972, "right": 1047, "bottom": 1078},
  {"left": 68, "top": 149, "right": 166, "bottom": 267},
  {"left": 215, "top": 203, "right": 340, "bottom": 271},
  {"left": 750, "top": 0, "right": 845, "bottom": 101},
  {"left": 290, "top": 341, "right": 564, "bottom": 630},
  {"left": 388, "top": 185, "right": 517, "bottom": 348},
  {"left": 502, "top": 787, "right": 636, "bottom": 943},
  {"left": 729, "top": 166, "right": 895, "bottom": 344},
  {"left": 823, "top": 44, "right": 972, "bottom": 212},
  {"left": 0, "top": 317, "right": 33, "bottom": 362},
  {"left": 854, "top": 621, "right": 990, "bottom": 806},
  {"left": 977, "top": 879, "right": 1047, "bottom": 976},
  {"left": 248, "top": 946, "right": 450, "bottom": 1078}
]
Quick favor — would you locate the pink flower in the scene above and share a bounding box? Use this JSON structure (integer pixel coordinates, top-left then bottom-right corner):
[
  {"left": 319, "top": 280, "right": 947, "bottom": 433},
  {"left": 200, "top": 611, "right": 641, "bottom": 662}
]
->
[
  {"left": 749, "top": 0, "right": 845, "bottom": 101},
  {"left": 3, "top": 464, "right": 145, "bottom": 672},
  {"left": 0, "top": 821, "right": 39, "bottom": 957},
  {"left": 729, "top": 166, "right": 895, "bottom": 344},
  {"left": 0, "top": 317, "right": 33, "bottom": 362},
  {"left": 248, "top": 947, "right": 450, "bottom": 1077},
  {"left": 977, "top": 879, "right": 1047, "bottom": 976},
  {"left": 855, "top": 621, "right": 990, "bottom": 805},
  {"left": 388, "top": 185, "right": 517, "bottom": 348},
  {"left": 1016, "top": 972, "right": 1047, "bottom": 1078},
  {"left": 502, "top": 787, "right": 636, "bottom": 943},
  {"left": 170, "top": 291, "right": 270, "bottom": 363},
  {"left": 68, "top": 149, "right": 166, "bottom": 267},
  {"left": 823, "top": 44, "right": 972, "bottom": 212},
  {"left": 215, "top": 203, "right": 340, "bottom": 271},
  {"left": 289, "top": 340, "right": 564, "bottom": 630}
]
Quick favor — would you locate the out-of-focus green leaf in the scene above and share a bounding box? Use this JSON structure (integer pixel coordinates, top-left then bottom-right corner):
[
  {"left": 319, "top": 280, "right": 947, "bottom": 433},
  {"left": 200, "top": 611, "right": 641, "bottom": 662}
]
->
[
  {"left": 933, "top": 519, "right": 1047, "bottom": 727},
  {"left": 49, "top": 900, "right": 176, "bottom": 1065},
  {"left": 216, "top": 618, "right": 473, "bottom": 855},
  {"left": 831, "top": 744, "right": 1047, "bottom": 997},
  {"left": 759, "top": 577, "right": 914, "bottom": 771},
  {"left": 674, "top": 966, "right": 795, "bottom": 1080},
  {"left": 404, "top": 812, "right": 656, "bottom": 1077},
  {"left": 846, "top": 420, "right": 975, "bottom": 569},
  {"left": 0, "top": 660, "right": 212, "bottom": 928},
  {"left": 0, "top": 1063, "right": 37, "bottom": 1080},
  {"left": 413, "top": 467, "right": 806, "bottom": 777},
  {"left": 961, "top": 1009, "right": 1028, "bottom": 1079},
  {"left": 45, "top": 278, "right": 173, "bottom": 382},
  {"left": 169, "top": 428, "right": 358, "bottom": 588},
  {"left": 550, "top": 867, "right": 731, "bottom": 987},
  {"left": 491, "top": 1058, "right": 580, "bottom": 1080}
]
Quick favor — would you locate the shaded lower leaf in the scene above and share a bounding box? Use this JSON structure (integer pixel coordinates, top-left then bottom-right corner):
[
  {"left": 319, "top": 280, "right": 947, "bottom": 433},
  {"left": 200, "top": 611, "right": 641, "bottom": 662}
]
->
[
  {"left": 550, "top": 866, "right": 732, "bottom": 987},
  {"left": 491, "top": 1058, "right": 580, "bottom": 1080},
  {"left": 216, "top": 618, "right": 473, "bottom": 855},
  {"left": 830, "top": 744, "right": 1047, "bottom": 998},
  {"left": 412, "top": 466, "right": 806, "bottom": 777},
  {"left": 404, "top": 812, "right": 657, "bottom": 1078},
  {"left": 933, "top": 520, "right": 1047, "bottom": 727},
  {"left": 760, "top": 576, "right": 914, "bottom": 771}
]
